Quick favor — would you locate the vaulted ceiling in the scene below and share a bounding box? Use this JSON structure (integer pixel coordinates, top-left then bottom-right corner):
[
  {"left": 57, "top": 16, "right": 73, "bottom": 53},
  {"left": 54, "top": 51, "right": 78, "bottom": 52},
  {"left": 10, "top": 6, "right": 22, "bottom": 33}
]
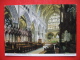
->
[{"left": 36, "top": 4, "right": 61, "bottom": 21}]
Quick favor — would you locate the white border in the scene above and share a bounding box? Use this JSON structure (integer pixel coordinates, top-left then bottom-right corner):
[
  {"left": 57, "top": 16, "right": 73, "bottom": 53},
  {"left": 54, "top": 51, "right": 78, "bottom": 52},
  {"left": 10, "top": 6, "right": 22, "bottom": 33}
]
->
[{"left": 5, "top": 53, "right": 76, "bottom": 56}]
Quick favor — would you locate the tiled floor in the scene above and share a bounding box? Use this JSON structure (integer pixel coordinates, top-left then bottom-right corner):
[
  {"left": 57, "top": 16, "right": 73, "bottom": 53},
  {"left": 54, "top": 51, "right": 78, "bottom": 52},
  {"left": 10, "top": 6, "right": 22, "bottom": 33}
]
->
[{"left": 26, "top": 47, "right": 44, "bottom": 54}]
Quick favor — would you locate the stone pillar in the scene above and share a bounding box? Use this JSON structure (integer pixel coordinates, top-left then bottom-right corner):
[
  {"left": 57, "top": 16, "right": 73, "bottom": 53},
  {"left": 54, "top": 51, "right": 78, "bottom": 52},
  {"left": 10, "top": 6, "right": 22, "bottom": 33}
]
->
[
  {"left": 42, "top": 28, "right": 46, "bottom": 43},
  {"left": 21, "top": 35, "right": 23, "bottom": 42},
  {"left": 13, "top": 34, "right": 15, "bottom": 42},
  {"left": 35, "top": 31, "right": 38, "bottom": 43},
  {"left": 9, "top": 34, "right": 12, "bottom": 42},
  {"left": 42, "top": 30, "right": 45, "bottom": 43},
  {"left": 26, "top": 36, "right": 28, "bottom": 42},
  {"left": 6, "top": 33, "right": 9, "bottom": 42},
  {"left": 24, "top": 36, "right": 26, "bottom": 41}
]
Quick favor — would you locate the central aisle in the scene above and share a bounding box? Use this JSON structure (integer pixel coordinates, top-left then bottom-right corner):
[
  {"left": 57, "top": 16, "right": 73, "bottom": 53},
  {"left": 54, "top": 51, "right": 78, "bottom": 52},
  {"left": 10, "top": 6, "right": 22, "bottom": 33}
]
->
[{"left": 26, "top": 47, "right": 44, "bottom": 54}]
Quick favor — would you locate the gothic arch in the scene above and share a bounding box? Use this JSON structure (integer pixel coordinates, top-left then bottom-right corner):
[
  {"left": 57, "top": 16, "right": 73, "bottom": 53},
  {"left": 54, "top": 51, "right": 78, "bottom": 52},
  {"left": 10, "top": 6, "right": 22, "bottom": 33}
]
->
[
  {"left": 23, "top": 12, "right": 31, "bottom": 30},
  {"left": 55, "top": 32, "right": 59, "bottom": 38},
  {"left": 56, "top": 32, "right": 59, "bottom": 36},
  {"left": 7, "top": 6, "right": 18, "bottom": 23},
  {"left": 19, "top": 15, "right": 27, "bottom": 29},
  {"left": 47, "top": 32, "right": 54, "bottom": 39}
]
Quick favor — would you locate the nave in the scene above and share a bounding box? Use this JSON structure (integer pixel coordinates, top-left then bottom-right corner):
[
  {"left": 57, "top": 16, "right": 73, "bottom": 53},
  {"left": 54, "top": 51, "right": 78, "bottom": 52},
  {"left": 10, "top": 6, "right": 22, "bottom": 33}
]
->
[{"left": 5, "top": 4, "right": 76, "bottom": 54}]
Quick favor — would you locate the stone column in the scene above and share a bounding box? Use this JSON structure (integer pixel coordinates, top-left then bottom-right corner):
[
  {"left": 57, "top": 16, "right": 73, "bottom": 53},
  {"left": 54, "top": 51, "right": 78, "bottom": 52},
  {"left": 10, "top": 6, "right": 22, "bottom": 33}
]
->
[
  {"left": 6, "top": 33, "right": 9, "bottom": 42},
  {"left": 9, "top": 34, "right": 12, "bottom": 42},
  {"left": 35, "top": 31, "right": 38, "bottom": 43},
  {"left": 13, "top": 34, "right": 15, "bottom": 42}
]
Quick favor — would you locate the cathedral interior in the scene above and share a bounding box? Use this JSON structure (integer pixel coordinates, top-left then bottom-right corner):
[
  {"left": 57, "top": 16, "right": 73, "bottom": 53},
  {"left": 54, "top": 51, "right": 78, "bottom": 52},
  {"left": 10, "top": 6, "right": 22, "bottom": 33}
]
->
[{"left": 5, "top": 4, "right": 76, "bottom": 54}]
